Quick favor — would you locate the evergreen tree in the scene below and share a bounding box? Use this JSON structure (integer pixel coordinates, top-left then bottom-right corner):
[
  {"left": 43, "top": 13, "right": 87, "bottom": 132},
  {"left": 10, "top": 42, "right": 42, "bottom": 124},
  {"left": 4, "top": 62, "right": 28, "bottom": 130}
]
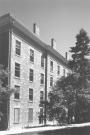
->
[
  {"left": 46, "top": 29, "right": 90, "bottom": 124},
  {"left": 69, "top": 29, "right": 90, "bottom": 90}
]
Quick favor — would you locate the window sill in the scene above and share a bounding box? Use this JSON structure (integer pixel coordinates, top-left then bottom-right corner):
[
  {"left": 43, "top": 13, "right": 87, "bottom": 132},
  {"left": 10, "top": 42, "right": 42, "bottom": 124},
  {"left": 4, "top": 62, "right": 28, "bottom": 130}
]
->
[
  {"left": 13, "top": 99, "right": 20, "bottom": 102},
  {"left": 30, "top": 61, "right": 34, "bottom": 64},
  {"left": 41, "top": 66, "right": 44, "bottom": 69},
  {"left": 15, "top": 76, "right": 20, "bottom": 80},
  {"left": 13, "top": 122, "right": 20, "bottom": 124},
  {"left": 40, "top": 84, "right": 44, "bottom": 86},
  {"left": 28, "top": 100, "right": 33, "bottom": 103},
  {"left": 15, "top": 54, "right": 21, "bottom": 57},
  {"left": 29, "top": 81, "right": 33, "bottom": 83},
  {"left": 49, "top": 86, "right": 53, "bottom": 88}
]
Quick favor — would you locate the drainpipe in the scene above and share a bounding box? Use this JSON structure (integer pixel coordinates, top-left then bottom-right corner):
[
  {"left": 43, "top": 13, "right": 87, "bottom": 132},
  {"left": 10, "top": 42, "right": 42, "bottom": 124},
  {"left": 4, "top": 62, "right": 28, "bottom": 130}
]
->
[
  {"left": 7, "top": 25, "right": 12, "bottom": 130},
  {"left": 44, "top": 51, "right": 47, "bottom": 125}
]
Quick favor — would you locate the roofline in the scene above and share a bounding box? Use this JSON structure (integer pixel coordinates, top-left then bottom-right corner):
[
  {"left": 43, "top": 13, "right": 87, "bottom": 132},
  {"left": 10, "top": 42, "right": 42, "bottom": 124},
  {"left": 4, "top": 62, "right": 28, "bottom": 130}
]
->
[{"left": 0, "top": 13, "right": 69, "bottom": 68}]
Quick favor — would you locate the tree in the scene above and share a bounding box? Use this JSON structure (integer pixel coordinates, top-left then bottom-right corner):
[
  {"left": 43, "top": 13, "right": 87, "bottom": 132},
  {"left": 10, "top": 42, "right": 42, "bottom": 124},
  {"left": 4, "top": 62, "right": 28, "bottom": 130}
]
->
[
  {"left": 46, "top": 29, "right": 90, "bottom": 124},
  {"left": 69, "top": 29, "right": 90, "bottom": 90},
  {"left": 0, "top": 64, "right": 14, "bottom": 130}
]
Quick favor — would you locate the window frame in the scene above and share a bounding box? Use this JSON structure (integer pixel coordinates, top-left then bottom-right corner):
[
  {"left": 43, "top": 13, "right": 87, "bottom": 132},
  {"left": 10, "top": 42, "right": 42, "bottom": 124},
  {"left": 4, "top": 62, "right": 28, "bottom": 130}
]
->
[
  {"left": 15, "top": 40, "right": 21, "bottom": 56},
  {"left": 29, "top": 69, "right": 34, "bottom": 82},
  {"left": 29, "top": 88, "right": 33, "bottom": 102},
  {"left": 50, "top": 60, "right": 53, "bottom": 72},
  {"left": 41, "top": 56, "right": 44, "bottom": 68},
  {"left": 14, "top": 85, "right": 20, "bottom": 100},
  {"left": 50, "top": 76, "right": 53, "bottom": 87},
  {"left": 28, "top": 108, "right": 33, "bottom": 123},
  {"left": 15, "top": 62, "right": 20, "bottom": 78},
  {"left": 14, "top": 108, "right": 20, "bottom": 124},
  {"left": 40, "top": 91, "right": 44, "bottom": 102},
  {"left": 30, "top": 49, "right": 34, "bottom": 62},
  {"left": 40, "top": 73, "right": 44, "bottom": 85},
  {"left": 57, "top": 65, "right": 60, "bottom": 75}
]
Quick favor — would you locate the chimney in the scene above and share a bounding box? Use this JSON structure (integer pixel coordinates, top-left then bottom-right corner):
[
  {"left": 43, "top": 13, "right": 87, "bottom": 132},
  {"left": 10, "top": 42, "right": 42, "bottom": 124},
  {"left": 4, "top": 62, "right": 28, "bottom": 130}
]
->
[
  {"left": 51, "top": 38, "right": 56, "bottom": 49},
  {"left": 65, "top": 52, "right": 68, "bottom": 60},
  {"left": 33, "top": 23, "right": 40, "bottom": 36}
]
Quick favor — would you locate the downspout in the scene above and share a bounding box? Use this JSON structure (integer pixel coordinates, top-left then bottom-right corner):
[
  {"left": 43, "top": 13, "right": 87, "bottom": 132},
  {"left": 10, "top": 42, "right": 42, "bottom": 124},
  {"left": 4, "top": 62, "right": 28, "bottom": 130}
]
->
[
  {"left": 44, "top": 51, "right": 47, "bottom": 125},
  {"left": 7, "top": 24, "right": 12, "bottom": 129}
]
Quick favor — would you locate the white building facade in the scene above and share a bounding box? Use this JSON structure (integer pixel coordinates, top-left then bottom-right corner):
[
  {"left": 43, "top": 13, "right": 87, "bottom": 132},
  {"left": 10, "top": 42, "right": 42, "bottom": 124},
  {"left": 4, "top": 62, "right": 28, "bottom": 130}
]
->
[{"left": 0, "top": 14, "right": 70, "bottom": 129}]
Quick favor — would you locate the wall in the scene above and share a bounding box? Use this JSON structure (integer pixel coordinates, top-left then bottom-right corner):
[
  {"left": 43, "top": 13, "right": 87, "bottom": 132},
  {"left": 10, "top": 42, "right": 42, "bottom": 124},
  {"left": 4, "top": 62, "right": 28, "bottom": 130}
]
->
[{"left": 9, "top": 32, "right": 45, "bottom": 128}]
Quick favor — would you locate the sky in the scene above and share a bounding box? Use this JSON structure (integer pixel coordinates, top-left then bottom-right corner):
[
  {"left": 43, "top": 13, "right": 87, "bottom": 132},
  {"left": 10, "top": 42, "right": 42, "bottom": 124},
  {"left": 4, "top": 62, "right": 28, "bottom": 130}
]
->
[{"left": 0, "top": 0, "right": 90, "bottom": 59}]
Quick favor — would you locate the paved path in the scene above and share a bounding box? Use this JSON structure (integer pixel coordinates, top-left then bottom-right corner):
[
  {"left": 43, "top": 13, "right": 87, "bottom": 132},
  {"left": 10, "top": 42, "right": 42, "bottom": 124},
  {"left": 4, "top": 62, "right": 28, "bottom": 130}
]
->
[{"left": 0, "top": 122, "right": 90, "bottom": 135}]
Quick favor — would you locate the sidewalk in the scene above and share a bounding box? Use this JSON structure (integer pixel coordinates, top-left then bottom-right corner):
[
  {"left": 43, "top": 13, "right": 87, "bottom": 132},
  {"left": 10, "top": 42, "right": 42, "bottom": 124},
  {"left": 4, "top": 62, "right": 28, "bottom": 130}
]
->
[{"left": 0, "top": 122, "right": 90, "bottom": 135}]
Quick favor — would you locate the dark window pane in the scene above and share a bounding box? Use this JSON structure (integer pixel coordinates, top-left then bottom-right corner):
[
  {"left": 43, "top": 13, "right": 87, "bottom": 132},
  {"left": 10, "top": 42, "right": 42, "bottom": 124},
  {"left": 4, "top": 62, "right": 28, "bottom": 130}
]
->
[
  {"left": 40, "top": 91, "right": 44, "bottom": 102},
  {"left": 14, "top": 85, "right": 20, "bottom": 99},
  {"left": 40, "top": 74, "right": 44, "bottom": 84},
  {"left": 15, "top": 40, "right": 21, "bottom": 55},
  {"left": 50, "top": 76, "right": 53, "bottom": 87},
  {"left": 30, "top": 49, "right": 34, "bottom": 62},
  {"left": 29, "top": 69, "right": 33, "bottom": 82},
  {"left": 57, "top": 65, "right": 60, "bottom": 75},
  {"left": 41, "top": 56, "right": 44, "bottom": 68},
  {"left": 15, "top": 63, "right": 20, "bottom": 77},
  {"left": 29, "top": 88, "right": 33, "bottom": 101},
  {"left": 50, "top": 61, "right": 53, "bottom": 72}
]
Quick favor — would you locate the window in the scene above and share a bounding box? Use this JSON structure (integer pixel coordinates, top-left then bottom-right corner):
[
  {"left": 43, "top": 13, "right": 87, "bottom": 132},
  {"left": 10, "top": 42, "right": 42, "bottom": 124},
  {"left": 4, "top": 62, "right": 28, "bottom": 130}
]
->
[
  {"left": 40, "top": 91, "right": 44, "bottom": 102},
  {"left": 15, "top": 62, "right": 20, "bottom": 78},
  {"left": 29, "top": 88, "right": 33, "bottom": 101},
  {"left": 29, "top": 69, "right": 34, "bottom": 82},
  {"left": 50, "top": 60, "right": 53, "bottom": 72},
  {"left": 50, "top": 76, "right": 53, "bottom": 87},
  {"left": 40, "top": 108, "right": 43, "bottom": 116},
  {"left": 14, "top": 85, "right": 20, "bottom": 99},
  {"left": 15, "top": 40, "right": 21, "bottom": 56},
  {"left": 39, "top": 108, "right": 44, "bottom": 124},
  {"left": 30, "top": 49, "right": 34, "bottom": 62},
  {"left": 41, "top": 56, "right": 44, "bottom": 68},
  {"left": 14, "top": 108, "right": 20, "bottom": 123},
  {"left": 40, "top": 73, "right": 44, "bottom": 84},
  {"left": 57, "top": 65, "right": 60, "bottom": 75},
  {"left": 28, "top": 108, "right": 33, "bottom": 123}
]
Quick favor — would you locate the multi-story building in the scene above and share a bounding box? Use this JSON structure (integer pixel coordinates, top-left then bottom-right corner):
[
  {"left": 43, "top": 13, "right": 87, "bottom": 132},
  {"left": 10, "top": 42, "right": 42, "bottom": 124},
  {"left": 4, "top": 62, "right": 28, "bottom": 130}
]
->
[{"left": 0, "top": 14, "right": 70, "bottom": 129}]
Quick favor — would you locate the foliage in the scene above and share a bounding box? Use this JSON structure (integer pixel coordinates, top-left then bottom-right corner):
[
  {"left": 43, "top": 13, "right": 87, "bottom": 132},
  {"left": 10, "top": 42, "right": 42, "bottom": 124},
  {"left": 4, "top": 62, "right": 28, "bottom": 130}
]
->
[
  {"left": 46, "top": 29, "right": 90, "bottom": 124},
  {"left": 0, "top": 64, "right": 14, "bottom": 130}
]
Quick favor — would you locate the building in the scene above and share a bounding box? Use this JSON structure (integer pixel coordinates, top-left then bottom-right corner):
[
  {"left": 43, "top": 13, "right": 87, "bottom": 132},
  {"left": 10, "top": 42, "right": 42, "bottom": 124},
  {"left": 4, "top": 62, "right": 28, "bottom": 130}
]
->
[{"left": 0, "top": 14, "right": 70, "bottom": 129}]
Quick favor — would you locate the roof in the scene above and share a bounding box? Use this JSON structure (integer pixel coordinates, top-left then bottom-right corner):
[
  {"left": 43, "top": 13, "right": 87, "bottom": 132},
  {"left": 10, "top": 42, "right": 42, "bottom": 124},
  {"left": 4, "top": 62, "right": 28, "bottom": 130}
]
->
[{"left": 0, "top": 13, "right": 68, "bottom": 68}]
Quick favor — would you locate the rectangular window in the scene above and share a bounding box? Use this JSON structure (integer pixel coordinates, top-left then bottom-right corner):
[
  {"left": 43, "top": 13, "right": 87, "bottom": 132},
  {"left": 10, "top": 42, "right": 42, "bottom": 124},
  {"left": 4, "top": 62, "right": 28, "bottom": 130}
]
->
[
  {"left": 29, "top": 88, "right": 33, "bottom": 101},
  {"left": 15, "top": 62, "right": 20, "bottom": 78},
  {"left": 41, "top": 56, "right": 44, "bottom": 68},
  {"left": 50, "top": 60, "right": 53, "bottom": 72},
  {"left": 40, "top": 108, "right": 43, "bottom": 116},
  {"left": 29, "top": 69, "right": 34, "bottom": 82},
  {"left": 57, "top": 65, "right": 60, "bottom": 75},
  {"left": 50, "top": 76, "right": 53, "bottom": 87},
  {"left": 30, "top": 49, "right": 34, "bottom": 62},
  {"left": 15, "top": 40, "right": 21, "bottom": 56},
  {"left": 28, "top": 108, "right": 33, "bottom": 123},
  {"left": 39, "top": 108, "right": 43, "bottom": 124},
  {"left": 14, "top": 85, "right": 20, "bottom": 99},
  {"left": 40, "top": 73, "right": 44, "bottom": 84},
  {"left": 14, "top": 108, "right": 20, "bottom": 123},
  {"left": 40, "top": 91, "right": 44, "bottom": 102}
]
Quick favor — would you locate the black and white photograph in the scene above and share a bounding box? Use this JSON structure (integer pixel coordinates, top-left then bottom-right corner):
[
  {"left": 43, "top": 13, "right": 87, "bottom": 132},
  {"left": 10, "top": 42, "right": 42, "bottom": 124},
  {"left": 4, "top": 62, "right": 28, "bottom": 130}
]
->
[{"left": 0, "top": 0, "right": 90, "bottom": 135}]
